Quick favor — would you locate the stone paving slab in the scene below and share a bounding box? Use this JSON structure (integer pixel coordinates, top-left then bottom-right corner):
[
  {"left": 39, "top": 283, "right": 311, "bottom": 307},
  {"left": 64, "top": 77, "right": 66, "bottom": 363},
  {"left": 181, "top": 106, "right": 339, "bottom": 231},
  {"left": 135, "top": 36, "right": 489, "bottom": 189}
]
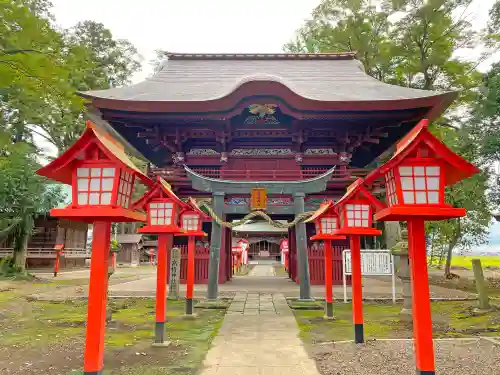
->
[{"left": 199, "top": 292, "right": 320, "bottom": 375}]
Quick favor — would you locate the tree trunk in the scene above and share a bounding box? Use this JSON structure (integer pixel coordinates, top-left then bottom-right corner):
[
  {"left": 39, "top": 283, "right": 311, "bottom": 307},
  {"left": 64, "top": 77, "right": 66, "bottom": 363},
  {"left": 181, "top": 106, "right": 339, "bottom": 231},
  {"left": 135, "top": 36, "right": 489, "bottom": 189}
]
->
[
  {"left": 384, "top": 221, "right": 401, "bottom": 249},
  {"left": 13, "top": 217, "right": 32, "bottom": 272},
  {"left": 444, "top": 220, "right": 461, "bottom": 278}
]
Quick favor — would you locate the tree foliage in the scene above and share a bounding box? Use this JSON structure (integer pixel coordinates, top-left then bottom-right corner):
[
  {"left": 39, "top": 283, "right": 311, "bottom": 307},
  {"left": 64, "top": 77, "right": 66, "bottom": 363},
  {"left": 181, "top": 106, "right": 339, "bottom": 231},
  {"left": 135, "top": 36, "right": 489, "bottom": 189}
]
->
[
  {"left": 285, "top": 0, "right": 485, "bottom": 107},
  {"left": 0, "top": 0, "right": 141, "bottom": 273}
]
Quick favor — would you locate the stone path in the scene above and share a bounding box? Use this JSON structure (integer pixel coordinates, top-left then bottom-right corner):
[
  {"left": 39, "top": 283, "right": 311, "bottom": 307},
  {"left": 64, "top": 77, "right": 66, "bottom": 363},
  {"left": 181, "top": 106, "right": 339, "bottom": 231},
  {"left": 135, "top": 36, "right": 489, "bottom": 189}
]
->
[
  {"left": 199, "top": 293, "right": 320, "bottom": 375},
  {"left": 248, "top": 264, "right": 276, "bottom": 277}
]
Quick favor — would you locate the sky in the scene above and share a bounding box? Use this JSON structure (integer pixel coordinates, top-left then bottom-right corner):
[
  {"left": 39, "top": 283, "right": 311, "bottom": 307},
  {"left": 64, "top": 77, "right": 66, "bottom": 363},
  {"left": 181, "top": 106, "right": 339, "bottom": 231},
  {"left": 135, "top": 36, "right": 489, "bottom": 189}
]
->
[{"left": 46, "top": 0, "right": 500, "bottom": 252}]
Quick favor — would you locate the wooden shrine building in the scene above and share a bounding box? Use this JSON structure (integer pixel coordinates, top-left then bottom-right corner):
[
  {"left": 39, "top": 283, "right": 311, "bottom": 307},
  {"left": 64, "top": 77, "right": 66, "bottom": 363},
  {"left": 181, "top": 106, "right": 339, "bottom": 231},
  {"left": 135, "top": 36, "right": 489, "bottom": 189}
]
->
[{"left": 79, "top": 52, "right": 456, "bottom": 298}]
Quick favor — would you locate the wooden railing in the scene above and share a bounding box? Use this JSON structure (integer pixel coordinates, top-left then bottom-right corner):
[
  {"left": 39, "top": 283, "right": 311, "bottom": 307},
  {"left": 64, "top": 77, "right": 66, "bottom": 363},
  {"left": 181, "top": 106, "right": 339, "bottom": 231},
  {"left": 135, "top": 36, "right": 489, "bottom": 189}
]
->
[
  {"left": 151, "top": 167, "right": 371, "bottom": 181},
  {"left": 0, "top": 248, "right": 89, "bottom": 259}
]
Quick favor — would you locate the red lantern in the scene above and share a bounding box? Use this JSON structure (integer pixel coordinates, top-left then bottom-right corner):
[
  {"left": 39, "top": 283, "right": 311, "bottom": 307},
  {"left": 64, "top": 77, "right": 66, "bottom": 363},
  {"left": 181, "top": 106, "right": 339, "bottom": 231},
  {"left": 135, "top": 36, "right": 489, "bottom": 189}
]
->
[
  {"left": 365, "top": 119, "right": 480, "bottom": 221},
  {"left": 306, "top": 201, "right": 346, "bottom": 319},
  {"left": 175, "top": 197, "right": 209, "bottom": 316},
  {"left": 333, "top": 179, "right": 384, "bottom": 237},
  {"left": 180, "top": 211, "right": 203, "bottom": 233},
  {"left": 132, "top": 177, "right": 190, "bottom": 345},
  {"left": 364, "top": 119, "right": 481, "bottom": 375},
  {"left": 134, "top": 177, "right": 187, "bottom": 233},
  {"left": 36, "top": 121, "right": 152, "bottom": 375},
  {"left": 37, "top": 121, "right": 152, "bottom": 222},
  {"left": 330, "top": 181, "right": 384, "bottom": 342}
]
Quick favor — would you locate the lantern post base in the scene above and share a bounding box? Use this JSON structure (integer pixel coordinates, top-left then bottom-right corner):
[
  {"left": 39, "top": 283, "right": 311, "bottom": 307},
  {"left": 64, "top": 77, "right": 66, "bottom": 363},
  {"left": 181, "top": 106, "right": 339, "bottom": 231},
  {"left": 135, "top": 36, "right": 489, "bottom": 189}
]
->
[
  {"left": 416, "top": 371, "right": 435, "bottom": 375},
  {"left": 324, "top": 302, "right": 335, "bottom": 320},
  {"left": 354, "top": 324, "right": 364, "bottom": 344},
  {"left": 185, "top": 298, "right": 196, "bottom": 317},
  {"left": 153, "top": 322, "right": 169, "bottom": 346}
]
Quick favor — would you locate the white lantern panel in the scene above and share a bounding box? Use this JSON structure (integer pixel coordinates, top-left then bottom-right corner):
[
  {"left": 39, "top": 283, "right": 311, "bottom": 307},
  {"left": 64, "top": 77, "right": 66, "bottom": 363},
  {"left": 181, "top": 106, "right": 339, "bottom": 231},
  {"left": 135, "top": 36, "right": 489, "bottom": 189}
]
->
[
  {"left": 90, "top": 168, "right": 101, "bottom": 177},
  {"left": 427, "top": 191, "right": 440, "bottom": 203},
  {"left": 347, "top": 210, "right": 354, "bottom": 218},
  {"left": 415, "top": 192, "right": 427, "bottom": 204},
  {"left": 89, "top": 193, "right": 100, "bottom": 205},
  {"left": 102, "top": 168, "right": 115, "bottom": 177},
  {"left": 101, "top": 193, "right": 112, "bottom": 205},
  {"left": 78, "top": 193, "right": 88, "bottom": 205},
  {"left": 348, "top": 219, "right": 354, "bottom": 226},
  {"left": 427, "top": 177, "right": 439, "bottom": 190},
  {"left": 102, "top": 178, "right": 114, "bottom": 191},
  {"left": 77, "top": 178, "right": 88, "bottom": 191},
  {"left": 403, "top": 192, "right": 414, "bottom": 204},
  {"left": 157, "top": 217, "right": 165, "bottom": 225},
  {"left": 399, "top": 166, "right": 412, "bottom": 176},
  {"left": 362, "top": 220, "right": 368, "bottom": 227},
  {"left": 77, "top": 167, "right": 89, "bottom": 177},
  {"left": 426, "top": 166, "right": 440, "bottom": 176},
  {"left": 414, "top": 177, "right": 426, "bottom": 190},
  {"left": 90, "top": 178, "right": 101, "bottom": 191},
  {"left": 414, "top": 166, "right": 425, "bottom": 176}
]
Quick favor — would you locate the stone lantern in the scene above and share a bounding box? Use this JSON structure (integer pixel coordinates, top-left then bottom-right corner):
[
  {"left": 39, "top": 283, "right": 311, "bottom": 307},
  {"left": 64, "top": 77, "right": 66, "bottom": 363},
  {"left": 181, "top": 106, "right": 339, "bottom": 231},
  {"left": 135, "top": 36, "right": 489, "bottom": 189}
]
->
[{"left": 390, "top": 229, "right": 411, "bottom": 316}]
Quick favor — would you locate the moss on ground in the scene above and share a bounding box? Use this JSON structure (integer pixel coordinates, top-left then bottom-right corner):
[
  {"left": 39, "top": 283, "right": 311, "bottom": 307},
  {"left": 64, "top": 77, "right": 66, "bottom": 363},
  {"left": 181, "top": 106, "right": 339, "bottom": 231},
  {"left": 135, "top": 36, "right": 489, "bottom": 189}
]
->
[
  {"left": 233, "top": 264, "right": 255, "bottom": 276},
  {"left": 0, "top": 293, "right": 226, "bottom": 375},
  {"left": 293, "top": 300, "right": 500, "bottom": 345},
  {"left": 273, "top": 265, "right": 289, "bottom": 277}
]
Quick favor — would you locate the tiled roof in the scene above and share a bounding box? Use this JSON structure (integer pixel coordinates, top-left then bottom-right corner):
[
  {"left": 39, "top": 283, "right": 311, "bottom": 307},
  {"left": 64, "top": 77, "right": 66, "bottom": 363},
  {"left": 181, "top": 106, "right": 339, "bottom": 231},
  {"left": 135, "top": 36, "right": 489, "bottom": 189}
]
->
[{"left": 80, "top": 53, "right": 450, "bottom": 103}]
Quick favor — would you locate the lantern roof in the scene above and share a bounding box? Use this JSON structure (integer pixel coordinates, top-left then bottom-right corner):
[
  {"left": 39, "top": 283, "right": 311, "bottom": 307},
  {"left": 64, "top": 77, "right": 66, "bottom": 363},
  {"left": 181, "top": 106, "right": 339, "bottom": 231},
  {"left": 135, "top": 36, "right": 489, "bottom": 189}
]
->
[
  {"left": 304, "top": 200, "right": 336, "bottom": 223},
  {"left": 183, "top": 197, "right": 211, "bottom": 221},
  {"left": 132, "top": 176, "right": 188, "bottom": 211},
  {"left": 335, "top": 178, "right": 385, "bottom": 212},
  {"left": 37, "top": 121, "right": 152, "bottom": 186},
  {"left": 365, "top": 119, "right": 480, "bottom": 186}
]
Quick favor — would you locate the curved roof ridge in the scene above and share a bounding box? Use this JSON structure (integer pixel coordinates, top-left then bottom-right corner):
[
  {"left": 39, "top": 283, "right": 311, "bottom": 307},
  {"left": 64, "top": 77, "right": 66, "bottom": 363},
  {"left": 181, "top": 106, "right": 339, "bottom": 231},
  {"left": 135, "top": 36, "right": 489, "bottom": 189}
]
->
[{"left": 164, "top": 52, "right": 357, "bottom": 60}]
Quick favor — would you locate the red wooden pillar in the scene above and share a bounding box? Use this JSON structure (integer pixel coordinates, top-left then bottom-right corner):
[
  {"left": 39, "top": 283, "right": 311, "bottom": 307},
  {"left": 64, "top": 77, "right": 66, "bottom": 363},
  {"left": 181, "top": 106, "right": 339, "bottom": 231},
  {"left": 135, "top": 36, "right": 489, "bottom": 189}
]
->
[
  {"left": 408, "top": 219, "right": 435, "bottom": 375},
  {"left": 185, "top": 236, "right": 195, "bottom": 315},
  {"left": 324, "top": 240, "right": 334, "bottom": 318},
  {"left": 54, "top": 251, "right": 61, "bottom": 277},
  {"left": 350, "top": 236, "right": 364, "bottom": 343},
  {"left": 83, "top": 221, "right": 111, "bottom": 375},
  {"left": 154, "top": 233, "right": 171, "bottom": 346}
]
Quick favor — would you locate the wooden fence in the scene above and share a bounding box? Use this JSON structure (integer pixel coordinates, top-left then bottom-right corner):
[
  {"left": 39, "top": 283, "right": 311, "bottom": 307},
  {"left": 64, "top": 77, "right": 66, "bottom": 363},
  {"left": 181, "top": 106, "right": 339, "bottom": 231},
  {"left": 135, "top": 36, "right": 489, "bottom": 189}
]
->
[
  {"left": 167, "top": 245, "right": 211, "bottom": 284},
  {"left": 308, "top": 245, "right": 351, "bottom": 286}
]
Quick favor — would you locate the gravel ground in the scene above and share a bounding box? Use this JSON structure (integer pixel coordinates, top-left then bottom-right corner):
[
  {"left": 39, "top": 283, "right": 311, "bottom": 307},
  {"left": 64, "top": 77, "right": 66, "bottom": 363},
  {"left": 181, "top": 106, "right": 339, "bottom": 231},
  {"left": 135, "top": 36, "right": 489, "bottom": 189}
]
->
[{"left": 312, "top": 338, "right": 500, "bottom": 375}]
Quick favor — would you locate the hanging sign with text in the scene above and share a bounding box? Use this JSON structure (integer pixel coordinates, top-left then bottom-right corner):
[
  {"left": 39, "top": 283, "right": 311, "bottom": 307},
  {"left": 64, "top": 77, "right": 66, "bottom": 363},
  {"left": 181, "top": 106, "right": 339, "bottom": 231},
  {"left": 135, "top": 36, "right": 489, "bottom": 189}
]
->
[{"left": 250, "top": 188, "right": 267, "bottom": 211}]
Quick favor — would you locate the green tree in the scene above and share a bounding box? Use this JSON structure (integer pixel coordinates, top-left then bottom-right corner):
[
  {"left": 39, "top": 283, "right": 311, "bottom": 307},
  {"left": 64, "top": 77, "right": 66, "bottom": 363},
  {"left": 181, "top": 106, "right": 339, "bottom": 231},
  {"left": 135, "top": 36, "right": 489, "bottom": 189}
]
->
[
  {"left": 0, "top": 130, "right": 64, "bottom": 272},
  {"left": 285, "top": 0, "right": 485, "bottom": 107}
]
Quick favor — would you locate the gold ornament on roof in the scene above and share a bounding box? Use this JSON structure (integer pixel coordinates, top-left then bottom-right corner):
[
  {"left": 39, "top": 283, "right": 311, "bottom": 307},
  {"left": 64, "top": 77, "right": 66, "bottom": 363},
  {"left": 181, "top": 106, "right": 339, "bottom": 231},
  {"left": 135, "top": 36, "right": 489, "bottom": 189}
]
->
[{"left": 248, "top": 104, "right": 278, "bottom": 118}]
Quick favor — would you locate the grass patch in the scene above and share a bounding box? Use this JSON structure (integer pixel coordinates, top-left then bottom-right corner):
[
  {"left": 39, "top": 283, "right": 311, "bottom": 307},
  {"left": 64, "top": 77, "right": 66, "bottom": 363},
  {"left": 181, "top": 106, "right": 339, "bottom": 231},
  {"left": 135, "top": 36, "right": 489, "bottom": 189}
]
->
[
  {"left": 0, "top": 295, "right": 227, "bottom": 375},
  {"left": 429, "top": 255, "right": 500, "bottom": 270},
  {"left": 233, "top": 264, "right": 255, "bottom": 276},
  {"left": 273, "top": 265, "right": 288, "bottom": 277},
  {"left": 293, "top": 300, "right": 500, "bottom": 345},
  {"left": 287, "top": 299, "right": 324, "bottom": 310}
]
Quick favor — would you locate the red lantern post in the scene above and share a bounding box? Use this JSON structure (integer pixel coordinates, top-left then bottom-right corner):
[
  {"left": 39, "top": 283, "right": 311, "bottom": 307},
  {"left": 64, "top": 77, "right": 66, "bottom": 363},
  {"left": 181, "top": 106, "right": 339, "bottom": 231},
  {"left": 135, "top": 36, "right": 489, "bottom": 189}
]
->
[
  {"left": 306, "top": 201, "right": 346, "bottom": 319},
  {"left": 53, "top": 244, "right": 65, "bottom": 277},
  {"left": 175, "top": 197, "right": 210, "bottom": 317},
  {"left": 332, "top": 179, "right": 385, "bottom": 343},
  {"left": 133, "top": 176, "right": 189, "bottom": 345},
  {"left": 36, "top": 121, "right": 152, "bottom": 375},
  {"left": 365, "top": 119, "right": 480, "bottom": 375}
]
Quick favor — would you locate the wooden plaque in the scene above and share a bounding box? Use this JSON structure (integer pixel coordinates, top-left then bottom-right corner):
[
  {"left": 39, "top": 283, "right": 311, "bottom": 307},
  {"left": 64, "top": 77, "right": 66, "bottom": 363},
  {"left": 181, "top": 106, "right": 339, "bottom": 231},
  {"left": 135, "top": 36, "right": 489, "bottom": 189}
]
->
[{"left": 251, "top": 188, "right": 267, "bottom": 210}]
